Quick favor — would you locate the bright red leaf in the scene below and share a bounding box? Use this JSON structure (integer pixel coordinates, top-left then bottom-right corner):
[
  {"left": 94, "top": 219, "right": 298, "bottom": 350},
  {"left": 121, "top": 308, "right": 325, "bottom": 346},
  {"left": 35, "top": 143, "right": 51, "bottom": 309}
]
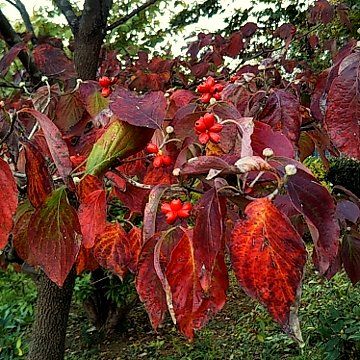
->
[
  {"left": 230, "top": 198, "right": 306, "bottom": 339},
  {"left": 0, "top": 158, "right": 18, "bottom": 250}
]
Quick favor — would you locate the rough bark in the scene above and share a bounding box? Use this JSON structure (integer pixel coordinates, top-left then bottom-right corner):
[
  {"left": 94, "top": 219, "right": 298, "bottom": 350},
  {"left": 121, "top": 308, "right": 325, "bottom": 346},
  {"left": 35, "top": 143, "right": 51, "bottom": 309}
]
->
[
  {"left": 27, "top": 269, "right": 75, "bottom": 360},
  {"left": 73, "top": 0, "right": 112, "bottom": 80}
]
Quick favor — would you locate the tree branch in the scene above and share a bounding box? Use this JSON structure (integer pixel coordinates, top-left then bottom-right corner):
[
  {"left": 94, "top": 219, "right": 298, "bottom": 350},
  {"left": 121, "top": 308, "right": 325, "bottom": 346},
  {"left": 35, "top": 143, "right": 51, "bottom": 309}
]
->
[
  {"left": 4, "top": 0, "right": 36, "bottom": 42},
  {"left": 106, "top": 0, "right": 159, "bottom": 32},
  {"left": 53, "top": 0, "right": 80, "bottom": 34},
  {"left": 0, "top": 9, "right": 41, "bottom": 83}
]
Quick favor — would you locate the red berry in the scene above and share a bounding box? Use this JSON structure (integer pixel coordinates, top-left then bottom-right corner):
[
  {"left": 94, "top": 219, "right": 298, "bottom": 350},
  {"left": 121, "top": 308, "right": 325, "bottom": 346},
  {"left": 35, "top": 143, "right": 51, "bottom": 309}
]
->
[
  {"left": 101, "top": 87, "right": 111, "bottom": 97},
  {"left": 213, "top": 92, "right": 222, "bottom": 100},
  {"left": 205, "top": 76, "right": 215, "bottom": 88},
  {"left": 162, "top": 155, "right": 172, "bottom": 166},
  {"left": 209, "top": 132, "right": 221, "bottom": 143},
  {"left": 146, "top": 143, "right": 159, "bottom": 154},
  {"left": 153, "top": 155, "right": 163, "bottom": 168},
  {"left": 165, "top": 212, "right": 178, "bottom": 224},
  {"left": 230, "top": 75, "right": 239, "bottom": 83},
  {"left": 209, "top": 123, "right": 223, "bottom": 133},
  {"left": 194, "top": 118, "right": 207, "bottom": 133},
  {"left": 170, "top": 199, "right": 183, "bottom": 211},
  {"left": 197, "top": 83, "right": 209, "bottom": 93},
  {"left": 160, "top": 203, "right": 172, "bottom": 213},
  {"left": 198, "top": 132, "right": 210, "bottom": 144},
  {"left": 203, "top": 113, "right": 215, "bottom": 128},
  {"left": 200, "top": 93, "right": 212, "bottom": 103},
  {"left": 213, "top": 83, "right": 224, "bottom": 92},
  {"left": 99, "top": 76, "right": 112, "bottom": 87}
]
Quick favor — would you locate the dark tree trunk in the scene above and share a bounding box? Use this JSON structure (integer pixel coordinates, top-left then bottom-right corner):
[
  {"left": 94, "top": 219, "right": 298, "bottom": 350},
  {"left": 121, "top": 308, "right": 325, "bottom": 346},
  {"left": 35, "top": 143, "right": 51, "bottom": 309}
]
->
[
  {"left": 74, "top": 0, "right": 113, "bottom": 80},
  {"left": 27, "top": 270, "right": 75, "bottom": 360}
]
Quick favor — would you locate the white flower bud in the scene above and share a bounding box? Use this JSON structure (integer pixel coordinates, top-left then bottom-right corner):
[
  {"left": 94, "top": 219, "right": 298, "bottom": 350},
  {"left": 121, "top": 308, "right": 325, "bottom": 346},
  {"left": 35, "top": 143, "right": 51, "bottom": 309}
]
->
[
  {"left": 172, "top": 168, "right": 181, "bottom": 176},
  {"left": 209, "top": 97, "right": 217, "bottom": 105},
  {"left": 0, "top": 100, "right": 5, "bottom": 108},
  {"left": 41, "top": 75, "right": 48, "bottom": 82},
  {"left": 73, "top": 176, "right": 81, "bottom": 184},
  {"left": 262, "top": 148, "right": 274, "bottom": 157},
  {"left": 285, "top": 164, "right": 297, "bottom": 176},
  {"left": 166, "top": 126, "right": 174, "bottom": 134},
  {"left": 19, "top": 81, "right": 26, "bottom": 88},
  {"left": 164, "top": 92, "right": 170, "bottom": 98}
]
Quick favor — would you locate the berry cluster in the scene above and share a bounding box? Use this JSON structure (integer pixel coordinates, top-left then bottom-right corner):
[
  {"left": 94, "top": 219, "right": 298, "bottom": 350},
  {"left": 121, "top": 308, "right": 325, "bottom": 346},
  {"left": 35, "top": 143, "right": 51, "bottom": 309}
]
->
[
  {"left": 99, "top": 76, "right": 117, "bottom": 97},
  {"left": 145, "top": 143, "right": 172, "bottom": 168},
  {"left": 194, "top": 113, "right": 223, "bottom": 144},
  {"left": 197, "top": 76, "right": 224, "bottom": 103},
  {"left": 161, "top": 199, "right": 192, "bottom": 224}
]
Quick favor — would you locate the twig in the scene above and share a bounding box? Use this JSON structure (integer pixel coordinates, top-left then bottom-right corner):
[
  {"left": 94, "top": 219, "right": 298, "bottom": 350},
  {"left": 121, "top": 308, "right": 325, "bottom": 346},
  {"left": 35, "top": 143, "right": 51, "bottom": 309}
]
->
[
  {"left": 111, "top": 169, "right": 153, "bottom": 190},
  {"left": 53, "top": 0, "right": 79, "bottom": 34},
  {"left": 4, "top": 0, "right": 36, "bottom": 42},
  {"left": 107, "top": 0, "right": 159, "bottom": 32},
  {"left": 0, "top": 112, "right": 17, "bottom": 146}
]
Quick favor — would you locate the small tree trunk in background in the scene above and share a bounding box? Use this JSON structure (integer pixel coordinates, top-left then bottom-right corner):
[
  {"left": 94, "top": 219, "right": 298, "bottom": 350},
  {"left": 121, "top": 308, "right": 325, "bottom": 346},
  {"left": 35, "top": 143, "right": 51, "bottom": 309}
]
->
[{"left": 28, "top": 270, "right": 75, "bottom": 360}]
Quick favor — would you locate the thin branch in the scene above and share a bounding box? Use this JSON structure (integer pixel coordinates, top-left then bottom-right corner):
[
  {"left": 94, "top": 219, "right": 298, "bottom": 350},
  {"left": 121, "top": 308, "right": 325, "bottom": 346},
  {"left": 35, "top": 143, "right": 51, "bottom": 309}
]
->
[
  {"left": 53, "top": 0, "right": 80, "bottom": 34},
  {"left": 5, "top": 0, "right": 36, "bottom": 42},
  {"left": 0, "top": 9, "right": 41, "bottom": 83},
  {"left": 106, "top": 0, "right": 159, "bottom": 32}
]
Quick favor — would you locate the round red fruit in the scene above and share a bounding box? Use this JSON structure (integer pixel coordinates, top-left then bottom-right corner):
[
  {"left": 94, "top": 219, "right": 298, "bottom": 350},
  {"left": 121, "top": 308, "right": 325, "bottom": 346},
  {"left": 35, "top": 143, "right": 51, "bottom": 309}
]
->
[
  {"left": 146, "top": 143, "right": 159, "bottom": 154},
  {"left": 99, "top": 76, "right": 112, "bottom": 87}
]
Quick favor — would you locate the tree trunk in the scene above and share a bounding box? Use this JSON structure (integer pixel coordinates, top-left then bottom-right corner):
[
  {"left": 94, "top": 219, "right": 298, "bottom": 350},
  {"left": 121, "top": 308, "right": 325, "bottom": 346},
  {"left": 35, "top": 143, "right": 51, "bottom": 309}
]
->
[
  {"left": 28, "top": 270, "right": 75, "bottom": 360},
  {"left": 74, "top": 0, "right": 112, "bottom": 80},
  {"left": 27, "top": 2, "right": 113, "bottom": 359}
]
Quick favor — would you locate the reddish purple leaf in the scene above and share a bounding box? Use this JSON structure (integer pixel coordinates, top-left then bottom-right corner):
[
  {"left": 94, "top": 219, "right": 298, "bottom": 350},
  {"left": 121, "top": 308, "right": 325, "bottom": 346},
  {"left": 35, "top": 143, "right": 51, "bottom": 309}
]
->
[
  {"left": 325, "top": 52, "right": 360, "bottom": 159},
  {"left": 23, "top": 141, "right": 53, "bottom": 208},
  {"left": 341, "top": 232, "right": 360, "bottom": 285},
  {"left": 28, "top": 188, "right": 81, "bottom": 287},
  {"left": 19, "top": 108, "right": 72, "bottom": 183},
  {"left": 110, "top": 88, "right": 166, "bottom": 129},
  {"left": 286, "top": 169, "right": 340, "bottom": 274},
  {"left": 256, "top": 89, "right": 301, "bottom": 145},
  {"left": 33, "top": 44, "right": 76, "bottom": 80},
  {"left": 0, "top": 43, "right": 27, "bottom": 77}
]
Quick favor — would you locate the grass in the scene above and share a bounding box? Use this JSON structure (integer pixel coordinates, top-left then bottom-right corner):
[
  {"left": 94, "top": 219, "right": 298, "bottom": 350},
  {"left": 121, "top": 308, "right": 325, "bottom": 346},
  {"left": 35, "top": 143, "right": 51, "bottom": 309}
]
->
[{"left": 1, "top": 260, "right": 360, "bottom": 360}]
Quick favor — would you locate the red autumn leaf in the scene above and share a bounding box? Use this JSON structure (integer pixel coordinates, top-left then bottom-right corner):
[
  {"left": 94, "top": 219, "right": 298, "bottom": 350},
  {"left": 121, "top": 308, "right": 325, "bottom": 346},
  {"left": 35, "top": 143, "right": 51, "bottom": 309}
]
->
[
  {"left": 341, "top": 232, "right": 360, "bottom": 285},
  {"left": 180, "top": 156, "right": 234, "bottom": 177},
  {"left": 256, "top": 89, "right": 301, "bottom": 145},
  {"left": 0, "top": 158, "right": 18, "bottom": 250},
  {"left": 78, "top": 189, "right": 107, "bottom": 248},
  {"left": 19, "top": 108, "right": 73, "bottom": 183},
  {"left": 241, "top": 22, "right": 258, "bottom": 37},
  {"left": 23, "top": 141, "right": 53, "bottom": 208},
  {"left": 285, "top": 168, "right": 340, "bottom": 274},
  {"left": 0, "top": 42, "right": 27, "bottom": 77},
  {"left": 78, "top": 80, "right": 109, "bottom": 117},
  {"left": 144, "top": 165, "right": 176, "bottom": 186},
  {"left": 12, "top": 201, "right": 34, "bottom": 263},
  {"left": 336, "top": 200, "right": 360, "bottom": 224},
  {"left": 76, "top": 245, "right": 99, "bottom": 275},
  {"left": 135, "top": 232, "right": 168, "bottom": 330},
  {"left": 167, "top": 90, "right": 196, "bottom": 118},
  {"left": 193, "top": 182, "right": 226, "bottom": 292},
  {"left": 126, "top": 227, "right": 142, "bottom": 273},
  {"left": 110, "top": 88, "right": 166, "bottom": 129},
  {"left": 76, "top": 174, "right": 103, "bottom": 202},
  {"left": 111, "top": 183, "right": 149, "bottom": 214},
  {"left": 93, "top": 222, "right": 128, "bottom": 279},
  {"left": 33, "top": 44, "right": 76, "bottom": 80},
  {"left": 251, "top": 121, "right": 295, "bottom": 158},
  {"left": 223, "top": 31, "right": 244, "bottom": 58},
  {"left": 230, "top": 198, "right": 306, "bottom": 339},
  {"left": 324, "top": 52, "right": 360, "bottom": 159},
  {"left": 28, "top": 187, "right": 81, "bottom": 287},
  {"left": 310, "top": 0, "right": 334, "bottom": 24},
  {"left": 274, "top": 23, "right": 296, "bottom": 50},
  {"left": 33, "top": 84, "right": 61, "bottom": 119},
  {"left": 165, "top": 228, "right": 228, "bottom": 339},
  {"left": 54, "top": 92, "right": 86, "bottom": 132}
]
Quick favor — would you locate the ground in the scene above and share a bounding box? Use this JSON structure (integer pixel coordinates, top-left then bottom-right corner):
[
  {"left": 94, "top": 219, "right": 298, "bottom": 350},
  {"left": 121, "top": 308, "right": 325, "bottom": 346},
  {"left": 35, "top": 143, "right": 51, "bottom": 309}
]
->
[{"left": 1, "top": 255, "right": 360, "bottom": 360}]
